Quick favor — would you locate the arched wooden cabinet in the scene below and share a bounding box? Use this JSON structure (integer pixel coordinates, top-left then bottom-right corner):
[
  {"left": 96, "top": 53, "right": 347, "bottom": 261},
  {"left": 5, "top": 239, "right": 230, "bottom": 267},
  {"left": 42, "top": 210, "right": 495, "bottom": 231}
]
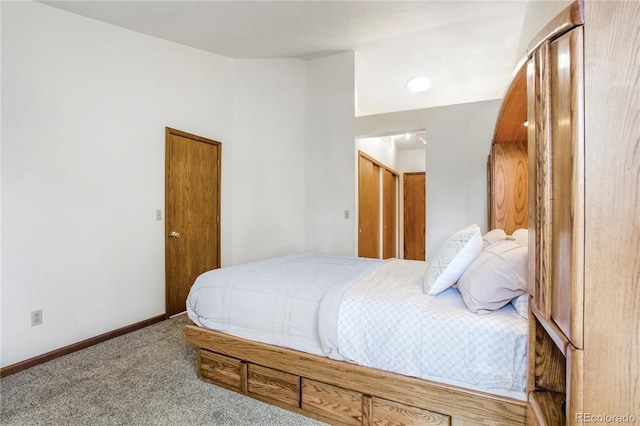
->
[
  {"left": 489, "top": 54, "right": 528, "bottom": 235},
  {"left": 493, "top": 1, "right": 639, "bottom": 424}
]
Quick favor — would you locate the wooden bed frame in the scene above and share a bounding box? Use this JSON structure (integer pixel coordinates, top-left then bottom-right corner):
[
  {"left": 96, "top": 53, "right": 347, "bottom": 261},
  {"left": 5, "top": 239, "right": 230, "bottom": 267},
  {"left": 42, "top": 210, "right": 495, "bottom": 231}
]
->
[
  {"left": 183, "top": 6, "right": 540, "bottom": 425},
  {"left": 186, "top": 324, "right": 526, "bottom": 425}
]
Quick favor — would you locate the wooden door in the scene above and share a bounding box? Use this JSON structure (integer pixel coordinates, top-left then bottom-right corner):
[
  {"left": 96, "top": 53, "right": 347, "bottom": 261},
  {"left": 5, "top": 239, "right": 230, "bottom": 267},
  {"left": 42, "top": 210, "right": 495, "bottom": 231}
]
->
[
  {"left": 382, "top": 169, "right": 397, "bottom": 259},
  {"left": 404, "top": 173, "right": 425, "bottom": 260},
  {"left": 358, "top": 154, "right": 380, "bottom": 258},
  {"left": 165, "top": 128, "right": 221, "bottom": 317}
]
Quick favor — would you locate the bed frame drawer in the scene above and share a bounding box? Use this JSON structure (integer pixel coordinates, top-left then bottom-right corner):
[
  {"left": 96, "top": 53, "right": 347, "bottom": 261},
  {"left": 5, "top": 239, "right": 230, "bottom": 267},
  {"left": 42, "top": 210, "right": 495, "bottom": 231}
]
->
[
  {"left": 371, "top": 397, "right": 451, "bottom": 425},
  {"left": 199, "top": 349, "right": 246, "bottom": 392},
  {"left": 301, "top": 378, "right": 363, "bottom": 425},
  {"left": 247, "top": 364, "right": 300, "bottom": 408}
]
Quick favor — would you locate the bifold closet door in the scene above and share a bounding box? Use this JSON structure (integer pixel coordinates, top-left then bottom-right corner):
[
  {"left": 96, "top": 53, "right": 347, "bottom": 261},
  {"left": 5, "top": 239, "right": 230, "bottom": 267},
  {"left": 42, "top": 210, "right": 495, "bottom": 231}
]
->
[{"left": 382, "top": 169, "right": 397, "bottom": 259}]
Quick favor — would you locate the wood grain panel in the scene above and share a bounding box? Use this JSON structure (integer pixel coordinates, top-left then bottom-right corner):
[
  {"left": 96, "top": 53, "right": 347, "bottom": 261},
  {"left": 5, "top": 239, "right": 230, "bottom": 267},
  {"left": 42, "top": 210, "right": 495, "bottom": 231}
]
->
[
  {"left": 493, "top": 59, "right": 528, "bottom": 144},
  {"left": 382, "top": 168, "right": 397, "bottom": 259},
  {"left": 532, "top": 317, "right": 566, "bottom": 394},
  {"left": 528, "top": 43, "right": 553, "bottom": 320},
  {"left": 526, "top": 57, "right": 540, "bottom": 307},
  {"left": 359, "top": 154, "right": 381, "bottom": 258},
  {"left": 302, "top": 379, "right": 363, "bottom": 426},
  {"left": 538, "top": 43, "right": 554, "bottom": 322},
  {"left": 490, "top": 141, "right": 528, "bottom": 235},
  {"left": 248, "top": 364, "right": 300, "bottom": 408},
  {"left": 549, "top": 27, "right": 584, "bottom": 349},
  {"left": 403, "top": 173, "right": 425, "bottom": 261},
  {"left": 528, "top": 390, "right": 565, "bottom": 426},
  {"left": 372, "top": 397, "right": 450, "bottom": 425},
  {"left": 199, "top": 349, "right": 244, "bottom": 391},
  {"left": 566, "top": 344, "right": 583, "bottom": 426},
  {"left": 186, "top": 325, "right": 527, "bottom": 425},
  {"left": 583, "top": 0, "right": 640, "bottom": 416}
]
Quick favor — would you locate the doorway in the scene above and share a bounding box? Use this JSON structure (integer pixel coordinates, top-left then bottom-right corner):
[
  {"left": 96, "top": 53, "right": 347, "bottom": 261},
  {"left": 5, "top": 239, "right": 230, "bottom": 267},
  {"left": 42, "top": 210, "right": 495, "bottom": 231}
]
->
[
  {"left": 165, "top": 128, "right": 221, "bottom": 317},
  {"left": 355, "top": 131, "right": 426, "bottom": 260},
  {"left": 404, "top": 172, "right": 426, "bottom": 260}
]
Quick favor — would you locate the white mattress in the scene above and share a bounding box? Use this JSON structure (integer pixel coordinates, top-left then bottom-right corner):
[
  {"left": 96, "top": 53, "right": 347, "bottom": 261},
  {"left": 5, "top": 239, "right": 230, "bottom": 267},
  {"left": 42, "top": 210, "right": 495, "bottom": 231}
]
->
[
  {"left": 186, "top": 253, "right": 384, "bottom": 356},
  {"left": 186, "top": 254, "right": 528, "bottom": 400}
]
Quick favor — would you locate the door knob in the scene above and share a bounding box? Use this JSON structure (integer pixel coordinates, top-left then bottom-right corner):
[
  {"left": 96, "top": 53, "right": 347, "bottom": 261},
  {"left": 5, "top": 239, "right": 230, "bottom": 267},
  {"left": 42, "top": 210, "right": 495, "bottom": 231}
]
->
[{"left": 169, "top": 231, "right": 180, "bottom": 238}]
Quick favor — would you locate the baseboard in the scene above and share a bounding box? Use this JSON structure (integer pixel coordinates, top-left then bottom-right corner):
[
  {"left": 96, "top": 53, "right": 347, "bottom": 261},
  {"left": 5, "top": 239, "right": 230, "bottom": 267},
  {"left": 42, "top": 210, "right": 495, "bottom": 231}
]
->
[{"left": 0, "top": 314, "right": 166, "bottom": 378}]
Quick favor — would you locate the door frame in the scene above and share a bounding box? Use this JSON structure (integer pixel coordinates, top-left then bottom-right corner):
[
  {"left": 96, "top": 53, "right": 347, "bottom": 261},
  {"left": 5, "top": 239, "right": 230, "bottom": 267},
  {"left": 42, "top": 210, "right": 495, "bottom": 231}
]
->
[
  {"left": 165, "top": 127, "right": 221, "bottom": 317},
  {"left": 403, "top": 171, "right": 426, "bottom": 261}
]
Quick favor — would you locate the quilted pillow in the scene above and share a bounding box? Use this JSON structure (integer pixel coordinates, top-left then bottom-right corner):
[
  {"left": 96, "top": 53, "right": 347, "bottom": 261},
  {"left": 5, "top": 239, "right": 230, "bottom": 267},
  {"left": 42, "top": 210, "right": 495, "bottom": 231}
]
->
[
  {"left": 457, "top": 240, "right": 528, "bottom": 314},
  {"left": 424, "top": 224, "right": 483, "bottom": 295}
]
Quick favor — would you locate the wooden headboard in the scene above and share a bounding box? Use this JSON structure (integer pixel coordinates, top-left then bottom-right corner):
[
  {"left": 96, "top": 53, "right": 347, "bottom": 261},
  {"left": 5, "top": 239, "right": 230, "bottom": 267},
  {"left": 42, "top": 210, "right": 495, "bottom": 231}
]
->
[{"left": 488, "top": 59, "right": 528, "bottom": 234}]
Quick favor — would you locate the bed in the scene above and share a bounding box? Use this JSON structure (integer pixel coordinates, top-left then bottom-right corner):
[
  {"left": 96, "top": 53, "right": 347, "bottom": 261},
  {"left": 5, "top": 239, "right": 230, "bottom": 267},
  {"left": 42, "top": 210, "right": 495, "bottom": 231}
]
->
[{"left": 185, "top": 226, "right": 530, "bottom": 425}]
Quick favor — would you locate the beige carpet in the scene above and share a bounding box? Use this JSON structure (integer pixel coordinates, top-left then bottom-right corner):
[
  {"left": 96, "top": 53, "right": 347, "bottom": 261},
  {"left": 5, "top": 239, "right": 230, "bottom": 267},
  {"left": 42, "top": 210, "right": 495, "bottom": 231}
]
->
[{"left": 0, "top": 314, "right": 326, "bottom": 425}]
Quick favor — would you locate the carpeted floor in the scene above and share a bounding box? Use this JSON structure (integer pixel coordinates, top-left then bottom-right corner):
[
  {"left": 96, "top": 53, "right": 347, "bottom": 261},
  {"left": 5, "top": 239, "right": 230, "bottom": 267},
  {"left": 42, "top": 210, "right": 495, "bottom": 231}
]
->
[{"left": 0, "top": 315, "right": 327, "bottom": 425}]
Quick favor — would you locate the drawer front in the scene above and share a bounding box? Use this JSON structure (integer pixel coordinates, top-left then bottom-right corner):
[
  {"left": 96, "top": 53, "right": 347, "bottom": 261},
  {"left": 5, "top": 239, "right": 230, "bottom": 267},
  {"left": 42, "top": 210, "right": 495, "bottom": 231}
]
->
[
  {"left": 248, "top": 364, "right": 300, "bottom": 407},
  {"left": 301, "top": 378, "right": 363, "bottom": 426},
  {"left": 372, "top": 397, "right": 450, "bottom": 425},
  {"left": 199, "top": 349, "right": 245, "bottom": 391}
]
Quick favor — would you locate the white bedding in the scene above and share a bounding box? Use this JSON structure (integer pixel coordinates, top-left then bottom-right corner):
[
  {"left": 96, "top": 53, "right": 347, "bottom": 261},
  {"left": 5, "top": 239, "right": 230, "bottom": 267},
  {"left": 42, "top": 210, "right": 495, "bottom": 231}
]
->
[
  {"left": 186, "top": 253, "right": 528, "bottom": 400},
  {"left": 336, "top": 259, "right": 527, "bottom": 400},
  {"left": 186, "top": 253, "right": 384, "bottom": 356}
]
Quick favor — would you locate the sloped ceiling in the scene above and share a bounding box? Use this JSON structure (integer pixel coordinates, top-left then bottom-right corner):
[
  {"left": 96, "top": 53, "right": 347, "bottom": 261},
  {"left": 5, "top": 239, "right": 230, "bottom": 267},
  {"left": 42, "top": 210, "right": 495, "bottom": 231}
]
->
[{"left": 41, "top": 1, "right": 528, "bottom": 116}]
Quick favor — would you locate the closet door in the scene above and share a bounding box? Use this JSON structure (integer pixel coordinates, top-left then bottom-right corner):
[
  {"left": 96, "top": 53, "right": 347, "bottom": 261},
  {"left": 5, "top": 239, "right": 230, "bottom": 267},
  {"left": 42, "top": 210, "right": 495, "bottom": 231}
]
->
[
  {"left": 382, "top": 169, "right": 397, "bottom": 259},
  {"left": 358, "top": 155, "right": 380, "bottom": 258}
]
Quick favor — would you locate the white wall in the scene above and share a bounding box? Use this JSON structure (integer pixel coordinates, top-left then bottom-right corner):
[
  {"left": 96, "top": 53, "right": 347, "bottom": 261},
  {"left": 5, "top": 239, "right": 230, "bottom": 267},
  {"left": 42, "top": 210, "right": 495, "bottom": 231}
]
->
[
  {"left": 424, "top": 100, "right": 499, "bottom": 258},
  {"left": 231, "top": 59, "right": 306, "bottom": 264},
  {"left": 0, "top": 1, "right": 236, "bottom": 367},
  {"left": 1, "top": 2, "right": 357, "bottom": 368},
  {"left": 304, "top": 52, "right": 356, "bottom": 256},
  {"left": 398, "top": 148, "right": 427, "bottom": 173},
  {"left": 354, "top": 100, "right": 500, "bottom": 258}
]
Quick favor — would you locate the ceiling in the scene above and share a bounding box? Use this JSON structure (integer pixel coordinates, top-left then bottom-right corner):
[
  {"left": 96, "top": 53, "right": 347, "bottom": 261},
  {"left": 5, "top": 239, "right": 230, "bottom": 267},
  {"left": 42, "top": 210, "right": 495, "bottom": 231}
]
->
[{"left": 41, "top": 1, "right": 529, "bottom": 117}]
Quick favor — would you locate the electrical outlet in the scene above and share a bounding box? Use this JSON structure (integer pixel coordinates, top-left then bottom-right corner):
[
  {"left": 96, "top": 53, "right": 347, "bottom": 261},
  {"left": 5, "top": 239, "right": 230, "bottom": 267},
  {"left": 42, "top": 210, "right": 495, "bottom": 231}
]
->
[{"left": 31, "top": 309, "right": 43, "bottom": 326}]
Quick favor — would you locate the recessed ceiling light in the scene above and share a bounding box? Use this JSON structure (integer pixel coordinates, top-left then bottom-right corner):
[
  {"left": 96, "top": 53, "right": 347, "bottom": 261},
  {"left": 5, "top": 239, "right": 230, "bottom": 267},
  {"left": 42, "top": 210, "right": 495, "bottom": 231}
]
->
[{"left": 406, "top": 76, "right": 431, "bottom": 93}]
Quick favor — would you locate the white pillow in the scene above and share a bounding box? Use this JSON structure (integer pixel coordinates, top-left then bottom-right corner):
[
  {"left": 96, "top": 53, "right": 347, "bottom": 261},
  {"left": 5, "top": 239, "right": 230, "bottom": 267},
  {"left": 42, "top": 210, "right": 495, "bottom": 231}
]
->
[
  {"left": 482, "top": 229, "right": 507, "bottom": 248},
  {"left": 510, "top": 228, "right": 528, "bottom": 247},
  {"left": 424, "top": 224, "right": 483, "bottom": 295},
  {"left": 457, "top": 240, "right": 528, "bottom": 314},
  {"left": 511, "top": 293, "right": 529, "bottom": 319}
]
